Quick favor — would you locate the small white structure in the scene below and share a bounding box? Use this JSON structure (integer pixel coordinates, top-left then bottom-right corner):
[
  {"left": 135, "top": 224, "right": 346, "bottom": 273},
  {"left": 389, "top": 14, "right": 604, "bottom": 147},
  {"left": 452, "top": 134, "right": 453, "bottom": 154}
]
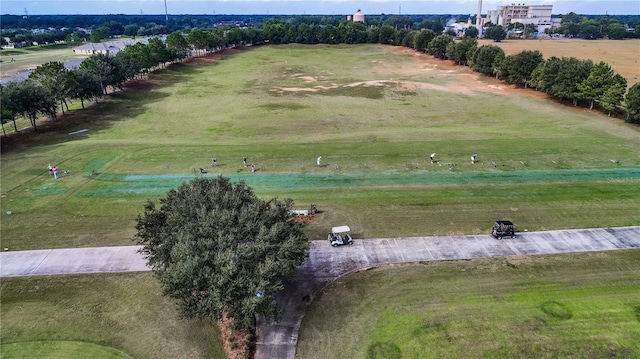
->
[
  {"left": 72, "top": 38, "right": 150, "bottom": 56},
  {"left": 351, "top": 9, "right": 365, "bottom": 23}
]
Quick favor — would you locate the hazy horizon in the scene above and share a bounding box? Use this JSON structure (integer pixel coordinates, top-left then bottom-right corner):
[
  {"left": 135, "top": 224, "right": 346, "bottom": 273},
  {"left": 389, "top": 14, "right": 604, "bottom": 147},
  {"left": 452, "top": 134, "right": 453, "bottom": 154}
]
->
[{"left": 2, "top": 1, "right": 639, "bottom": 16}]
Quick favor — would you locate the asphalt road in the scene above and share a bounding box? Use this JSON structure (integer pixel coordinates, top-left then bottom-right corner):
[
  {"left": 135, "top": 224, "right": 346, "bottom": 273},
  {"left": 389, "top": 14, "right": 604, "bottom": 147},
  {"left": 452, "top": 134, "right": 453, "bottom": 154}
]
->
[{"left": 2, "top": 226, "right": 639, "bottom": 359}]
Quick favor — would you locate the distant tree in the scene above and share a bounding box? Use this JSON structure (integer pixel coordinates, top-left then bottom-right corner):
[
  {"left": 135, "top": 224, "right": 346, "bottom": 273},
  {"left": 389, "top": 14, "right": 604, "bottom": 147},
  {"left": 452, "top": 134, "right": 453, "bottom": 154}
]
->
[
  {"left": 561, "top": 12, "right": 582, "bottom": 26},
  {"left": 0, "top": 84, "right": 19, "bottom": 133},
  {"left": 89, "top": 26, "right": 110, "bottom": 43},
  {"left": 147, "top": 37, "right": 171, "bottom": 67},
  {"left": 539, "top": 56, "right": 593, "bottom": 105},
  {"left": 124, "top": 24, "right": 140, "bottom": 37},
  {"left": 134, "top": 177, "right": 309, "bottom": 329},
  {"left": 413, "top": 28, "right": 436, "bottom": 53},
  {"left": 446, "top": 37, "right": 477, "bottom": 66},
  {"left": 378, "top": 25, "right": 396, "bottom": 44},
  {"left": 105, "top": 21, "right": 125, "bottom": 36},
  {"left": 384, "top": 16, "right": 413, "bottom": 30},
  {"left": 625, "top": 83, "right": 640, "bottom": 123},
  {"left": 524, "top": 24, "right": 537, "bottom": 38},
  {"left": 444, "top": 29, "right": 457, "bottom": 37},
  {"left": 564, "top": 23, "right": 581, "bottom": 37},
  {"left": 484, "top": 25, "right": 506, "bottom": 42},
  {"left": 415, "top": 19, "right": 444, "bottom": 34},
  {"left": 426, "top": 34, "right": 454, "bottom": 60},
  {"left": 29, "top": 61, "right": 73, "bottom": 114},
  {"left": 79, "top": 53, "right": 118, "bottom": 95},
  {"left": 3, "top": 80, "right": 56, "bottom": 131},
  {"left": 580, "top": 24, "right": 601, "bottom": 39},
  {"left": 464, "top": 26, "right": 479, "bottom": 39},
  {"left": 187, "top": 28, "right": 210, "bottom": 54},
  {"left": 398, "top": 29, "right": 415, "bottom": 47},
  {"left": 498, "top": 50, "right": 544, "bottom": 88},
  {"left": 606, "top": 22, "right": 626, "bottom": 40},
  {"left": 69, "top": 69, "right": 103, "bottom": 108},
  {"left": 600, "top": 75, "right": 627, "bottom": 116},
  {"left": 166, "top": 31, "right": 190, "bottom": 60},
  {"left": 576, "top": 61, "right": 619, "bottom": 110},
  {"left": 471, "top": 45, "right": 505, "bottom": 76},
  {"left": 528, "top": 62, "right": 545, "bottom": 90}
]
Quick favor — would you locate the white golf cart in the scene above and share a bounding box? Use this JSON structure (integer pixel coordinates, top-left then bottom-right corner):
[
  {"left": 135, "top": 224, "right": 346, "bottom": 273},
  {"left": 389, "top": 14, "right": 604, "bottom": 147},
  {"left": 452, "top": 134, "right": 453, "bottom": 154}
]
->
[{"left": 328, "top": 225, "right": 354, "bottom": 247}]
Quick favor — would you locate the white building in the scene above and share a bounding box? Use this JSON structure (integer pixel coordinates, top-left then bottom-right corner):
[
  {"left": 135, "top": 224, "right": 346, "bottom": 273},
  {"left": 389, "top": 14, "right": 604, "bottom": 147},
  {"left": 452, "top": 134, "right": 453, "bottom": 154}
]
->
[
  {"left": 347, "top": 9, "right": 365, "bottom": 23},
  {"left": 72, "top": 38, "right": 149, "bottom": 56},
  {"left": 495, "top": 4, "right": 557, "bottom": 33}
]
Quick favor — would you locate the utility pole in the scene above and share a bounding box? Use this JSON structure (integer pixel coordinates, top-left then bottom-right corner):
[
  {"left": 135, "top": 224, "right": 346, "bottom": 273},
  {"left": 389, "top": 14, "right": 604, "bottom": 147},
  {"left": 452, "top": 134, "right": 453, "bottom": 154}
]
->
[{"left": 164, "top": 0, "right": 169, "bottom": 24}]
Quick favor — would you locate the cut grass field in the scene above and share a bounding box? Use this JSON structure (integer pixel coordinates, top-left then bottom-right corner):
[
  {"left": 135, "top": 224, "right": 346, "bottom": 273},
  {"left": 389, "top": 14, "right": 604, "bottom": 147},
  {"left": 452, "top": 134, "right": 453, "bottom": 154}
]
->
[
  {"left": 1, "top": 44, "right": 639, "bottom": 250},
  {"left": 0, "top": 272, "right": 225, "bottom": 359},
  {"left": 478, "top": 39, "right": 640, "bottom": 84},
  {"left": 1, "top": 43, "right": 639, "bottom": 359},
  {"left": 0, "top": 43, "right": 87, "bottom": 80},
  {"left": 296, "top": 249, "right": 640, "bottom": 359}
]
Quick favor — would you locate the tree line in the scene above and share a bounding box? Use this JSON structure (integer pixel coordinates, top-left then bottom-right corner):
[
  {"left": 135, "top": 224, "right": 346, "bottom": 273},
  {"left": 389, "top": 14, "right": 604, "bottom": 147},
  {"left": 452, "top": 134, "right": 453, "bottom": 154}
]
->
[
  {"left": 3, "top": 12, "right": 638, "bottom": 47},
  {"left": 3, "top": 19, "right": 639, "bottom": 136}
]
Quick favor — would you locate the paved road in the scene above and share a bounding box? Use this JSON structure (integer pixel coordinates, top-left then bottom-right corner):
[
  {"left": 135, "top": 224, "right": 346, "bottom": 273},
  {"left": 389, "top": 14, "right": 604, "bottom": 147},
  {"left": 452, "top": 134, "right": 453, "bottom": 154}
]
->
[
  {"left": 254, "top": 226, "right": 640, "bottom": 359},
  {"left": 2, "top": 227, "right": 639, "bottom": 359}
]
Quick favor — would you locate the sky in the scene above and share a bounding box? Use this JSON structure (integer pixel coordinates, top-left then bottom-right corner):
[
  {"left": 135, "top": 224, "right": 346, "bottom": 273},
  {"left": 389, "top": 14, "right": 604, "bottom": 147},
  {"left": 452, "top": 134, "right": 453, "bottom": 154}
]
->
[{"left": 1, "top": 0, "right": 639, "bottom": 16}]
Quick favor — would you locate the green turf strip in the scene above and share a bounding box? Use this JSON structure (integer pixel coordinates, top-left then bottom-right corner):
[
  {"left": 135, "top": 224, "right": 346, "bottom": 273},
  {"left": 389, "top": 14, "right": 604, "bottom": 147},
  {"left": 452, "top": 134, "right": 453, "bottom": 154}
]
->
[{"left": 79, "top": 167, "right": 640, "bottom": 194}]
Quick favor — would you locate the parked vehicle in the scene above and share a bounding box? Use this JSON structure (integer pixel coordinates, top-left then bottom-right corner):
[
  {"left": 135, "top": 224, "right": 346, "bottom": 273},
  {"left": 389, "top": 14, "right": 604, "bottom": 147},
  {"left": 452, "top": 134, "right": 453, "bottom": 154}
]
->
[
  {"left": 328, "top": 225, "right": 354, "bottom": 247},
  {"left": 492, "top": 220, "right": 515, "bottom": 239}
]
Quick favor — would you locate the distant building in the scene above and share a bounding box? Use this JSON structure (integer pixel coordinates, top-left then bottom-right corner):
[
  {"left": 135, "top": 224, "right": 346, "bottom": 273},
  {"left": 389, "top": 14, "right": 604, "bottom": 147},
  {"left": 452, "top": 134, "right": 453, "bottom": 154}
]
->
[
  {"left": 495, "top": 4, "right": 558, "bottom": 33},
  {"left": 347, "top": 9, "right": 365, "bottom": 23},
  {"left": 72, "top": 38, "right": 149, "bottom": 56}
]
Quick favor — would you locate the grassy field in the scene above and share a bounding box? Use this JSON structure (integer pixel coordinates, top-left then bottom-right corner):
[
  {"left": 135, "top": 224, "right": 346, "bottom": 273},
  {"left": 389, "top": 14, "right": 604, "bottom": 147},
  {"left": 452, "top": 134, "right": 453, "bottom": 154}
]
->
[
  {"left": 0, "top": 43, "right": 87, "bottom": 80},
  {"left": 478, "top": 38, "right": 640, "bottom": 84},
  {"left": 0, "top": 272, "right": 226, "bottom": 359},
  {"left": 296, "top": 249, "right": 640, "bottom": 359},
  {"left": 1, "top": 44, "right": 639, "bottom": 250},
  {"left": 1, "top": 43, "right": 639, "bottom": 359}
]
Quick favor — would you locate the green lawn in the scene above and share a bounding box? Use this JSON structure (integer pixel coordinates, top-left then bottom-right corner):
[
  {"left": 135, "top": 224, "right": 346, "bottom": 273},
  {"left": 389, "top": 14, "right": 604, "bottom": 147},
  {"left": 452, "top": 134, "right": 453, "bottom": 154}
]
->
[
  {"left": 1, "top": 44, "right": 638, "bottom": 250},
  {"left": 0, "top": 43, "right": 86, "bottom": 80},
  {"left": 0, "top": 272, "right": 226, "bottom": 359},
  {"left": 296, "top": 249, "right": 640, "bottom": 359},
  {"left": 1, "top": 44, "right": 639, "bottom": 359}
]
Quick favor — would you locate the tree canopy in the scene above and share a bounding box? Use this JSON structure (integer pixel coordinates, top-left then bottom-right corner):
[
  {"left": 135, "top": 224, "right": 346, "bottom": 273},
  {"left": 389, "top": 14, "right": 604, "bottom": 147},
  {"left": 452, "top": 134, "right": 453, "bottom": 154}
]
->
[
  {"left": 624, "top": 83, "right": 640, "bottom": 124},
  {"left": 134, "top": 176, "right": 310, "bottom": 329},
  {"left": 484, "top": 25, "right": 507, "bottom": 42},
  {"left": 498, "top": 50, "right": 544, "bottom": 88}
]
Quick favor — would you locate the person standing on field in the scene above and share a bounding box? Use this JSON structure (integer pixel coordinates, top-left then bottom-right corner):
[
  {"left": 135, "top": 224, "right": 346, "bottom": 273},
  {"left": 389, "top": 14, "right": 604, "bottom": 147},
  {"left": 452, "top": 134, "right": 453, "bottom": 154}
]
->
[{"left": 53, "top": 166, "right": 59, "bottom": 179}]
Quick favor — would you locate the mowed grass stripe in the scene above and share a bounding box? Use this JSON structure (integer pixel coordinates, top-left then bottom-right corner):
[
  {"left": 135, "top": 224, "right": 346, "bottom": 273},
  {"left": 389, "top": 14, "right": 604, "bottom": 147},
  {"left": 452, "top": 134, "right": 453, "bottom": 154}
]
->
[
  {"left": 76, "top": 167, "right": 640, "bottom": 194},
  {"left": 296, "top": 250, "right": 640, "bottom": 359},
  {"left": 1, "top": 44, "right": 639, "bottom": 250}
]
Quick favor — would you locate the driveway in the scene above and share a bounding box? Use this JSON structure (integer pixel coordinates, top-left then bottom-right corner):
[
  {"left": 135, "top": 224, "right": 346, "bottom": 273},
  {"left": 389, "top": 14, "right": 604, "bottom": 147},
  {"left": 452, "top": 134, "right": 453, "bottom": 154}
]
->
[{"left": 2, "top": 226, "right": 639, "bottom": 359}]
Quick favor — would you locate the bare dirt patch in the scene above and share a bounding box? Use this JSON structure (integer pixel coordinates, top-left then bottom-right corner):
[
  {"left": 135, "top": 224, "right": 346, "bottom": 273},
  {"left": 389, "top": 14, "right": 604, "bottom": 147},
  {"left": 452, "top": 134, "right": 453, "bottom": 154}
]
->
[{"left": 218, "top": 313, "right": 255, "bottom": 359}]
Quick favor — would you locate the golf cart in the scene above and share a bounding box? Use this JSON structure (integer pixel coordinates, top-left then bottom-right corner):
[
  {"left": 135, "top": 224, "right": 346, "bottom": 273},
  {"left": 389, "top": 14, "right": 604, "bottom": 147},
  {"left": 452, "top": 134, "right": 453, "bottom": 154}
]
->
[
  {"left": 491, "top": 220, "right": 515, "bottom": 239},
  {"left": 328, "top": 225, "right": 354, "bottom": 247}
]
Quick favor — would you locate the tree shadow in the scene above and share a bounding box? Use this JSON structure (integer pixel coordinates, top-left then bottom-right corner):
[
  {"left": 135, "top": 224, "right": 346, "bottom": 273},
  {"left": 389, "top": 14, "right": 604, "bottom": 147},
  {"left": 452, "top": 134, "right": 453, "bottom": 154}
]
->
[{"left": 0, "top": 61, "right": 208, "bottom": 154}]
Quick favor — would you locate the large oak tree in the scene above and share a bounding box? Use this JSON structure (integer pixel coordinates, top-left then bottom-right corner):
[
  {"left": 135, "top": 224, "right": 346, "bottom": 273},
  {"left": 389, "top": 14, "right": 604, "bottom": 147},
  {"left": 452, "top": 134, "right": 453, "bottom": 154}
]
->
[{"left": 134, "top": 176, "right": 309, "bottom": 329}]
